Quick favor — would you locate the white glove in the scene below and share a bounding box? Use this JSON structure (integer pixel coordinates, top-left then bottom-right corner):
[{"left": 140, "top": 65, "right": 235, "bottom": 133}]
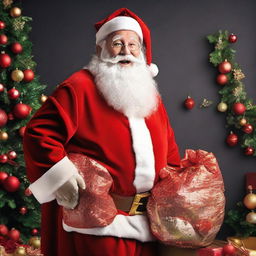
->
[{"left": 55, "top": 173, "right": 86, "bottom": 209}]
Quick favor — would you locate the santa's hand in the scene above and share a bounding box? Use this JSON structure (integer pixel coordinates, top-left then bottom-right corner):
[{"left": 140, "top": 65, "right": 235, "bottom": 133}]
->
[{"left": 55, "top": 173, "right": 86, "bottom": 209}]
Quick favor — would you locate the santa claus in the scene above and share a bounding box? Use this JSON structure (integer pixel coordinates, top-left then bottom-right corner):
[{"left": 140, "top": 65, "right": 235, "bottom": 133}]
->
[{"left": 23, "top": 8, "right": 180, "bottom": 256}]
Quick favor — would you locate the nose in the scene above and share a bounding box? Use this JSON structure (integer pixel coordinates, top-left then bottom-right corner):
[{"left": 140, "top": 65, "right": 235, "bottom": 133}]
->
[{"left": 120, "top": 44, "right": 131, "bottom": 55}]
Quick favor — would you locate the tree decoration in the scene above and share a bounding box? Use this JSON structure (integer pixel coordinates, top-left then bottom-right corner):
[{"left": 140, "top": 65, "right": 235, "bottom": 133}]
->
[
  {"left": 0, "top": 34, "right": 8, "bottom": 45},
  {"left": 23, "top": 69, "right": 34, "bottom": 82},
  {"left": 11, "top": 69, "right": 24, "bottom": 82},
  {"left": 40, "top": 94, "right": 48, "bottom": 103},
  {"left": 200, "top": 98, "right": 213, "bottom": 108},
  {"left": 8, "top": 87, "right": 20, "bottom": 100},
  {"left": 11, "top": 42, "right": 23, "bottom": 54},
  {"left": 217, "top": 102, "right": 228, "bottom": 112},
  {"left": 184, "top": 96, "right": 195, "bottom": 110},
  {"left": 0, "top": 109, "right": 8, "bottom": 127},
  {"left": 3, "top": 0, "right": 13, "bottom": 8},
  {"left": 0, "top": 131, "right": 8, "bottom": 141},
  {"left": 10, "top": 7, "right": 22, "bottom": 18},
  {"left": 207, "top": 30, "right": 256, "bottom": 156},
  {"left": 13, "top": 103, "right": 31, "bottom": 119},
  {"left": 0, "top": 20, "right": 6, "bottom": 29},
  {"left": 0, "top": 52, "right": 11, "bottom": 68},
  {"left": 3, "top": 176, "right": 20, "bottom": 192},
  {"left": 226, "top": 132, "right": 238, "bottom": 147}
]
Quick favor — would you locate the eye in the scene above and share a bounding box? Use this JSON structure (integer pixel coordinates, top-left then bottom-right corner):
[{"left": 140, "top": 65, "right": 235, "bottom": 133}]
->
[{"left": 112, "top": 42, "right": 123, "bottom": 47}]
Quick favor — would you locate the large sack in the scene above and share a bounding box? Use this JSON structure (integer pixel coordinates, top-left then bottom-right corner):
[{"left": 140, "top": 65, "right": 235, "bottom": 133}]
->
[
  {"left": 147, "top": 149, "right": 225, "bottom": 248},
  {"left": 63, "top": 153, "right": 117, "bottom": 228}
]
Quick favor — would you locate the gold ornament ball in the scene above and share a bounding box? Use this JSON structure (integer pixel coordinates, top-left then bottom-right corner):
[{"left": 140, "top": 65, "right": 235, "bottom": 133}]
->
[
  {"left": 217, "top": 102, "right": 228, "bottom": 112},
  {"left": 10, "top": 7, "right": 22, "bottom": 18},
  {"left": 29, "top": 236, "right": 41, "bottom": 249},
  {"left": 243, "top": 193, "right": 256, "bottom": 209},
  {"left": 40, "top": 94, "right": 48, "bottom": 103},
  {"left": 0, "top": 131, "right": 8, "bottom": 141},
  {"left": 239, "top": 118, "right": 247, "bottom": 126},
  {"left": 246, "top": 211, "right": 256, "bottom": 224},
  {"left": 14, "top": 246, "right": 26, "bottom": 256},
  {"left": 11, "top": 69, "right": 24, "bottom": 82}
]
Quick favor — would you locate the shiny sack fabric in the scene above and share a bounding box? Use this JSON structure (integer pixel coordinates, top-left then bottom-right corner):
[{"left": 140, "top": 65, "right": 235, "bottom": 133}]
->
[
  {"left": 147, "top": 149, "right": 225, "bottom": 248},
  {"left": 63, "top": 153, "right": 117, "bottom": 228}
]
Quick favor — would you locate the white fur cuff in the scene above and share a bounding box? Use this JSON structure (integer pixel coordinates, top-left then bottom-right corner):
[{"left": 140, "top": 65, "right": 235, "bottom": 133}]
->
[
  {"left": 29, "top": 156, "right": 78, "bottom": 204},
  {"left": 148, "top": 63, "right": 159, "bottom": 77}
]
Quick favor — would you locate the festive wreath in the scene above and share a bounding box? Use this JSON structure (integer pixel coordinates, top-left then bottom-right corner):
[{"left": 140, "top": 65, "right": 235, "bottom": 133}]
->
[{"left": 207, "top": 30, "right": 256, "bottom": 157}]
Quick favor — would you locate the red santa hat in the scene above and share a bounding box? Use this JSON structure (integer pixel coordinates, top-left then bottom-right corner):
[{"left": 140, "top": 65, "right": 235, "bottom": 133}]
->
[{"left": 95, "top": 8, "right": 159, "bottom": 77}]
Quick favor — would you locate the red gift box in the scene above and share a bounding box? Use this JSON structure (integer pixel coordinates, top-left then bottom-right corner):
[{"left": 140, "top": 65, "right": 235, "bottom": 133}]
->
[{"left": 197, "top": 247, "right": 223, "bottom": 256}]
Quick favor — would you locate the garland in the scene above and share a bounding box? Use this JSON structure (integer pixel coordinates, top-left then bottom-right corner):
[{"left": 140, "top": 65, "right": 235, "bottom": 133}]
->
[{"left": 207, "top": 30, "right": 256, "bottom": 157}]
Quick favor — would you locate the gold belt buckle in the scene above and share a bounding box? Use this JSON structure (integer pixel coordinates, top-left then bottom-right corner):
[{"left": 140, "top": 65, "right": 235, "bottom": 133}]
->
[{"left": 129, "top": 192, "right": 151, "bottom": 215}]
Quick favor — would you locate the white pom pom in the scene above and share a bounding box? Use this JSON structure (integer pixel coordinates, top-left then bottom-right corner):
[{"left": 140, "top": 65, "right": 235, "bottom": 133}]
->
[{"left": 148, "top": 63, "right": 159, "bottom": 77}]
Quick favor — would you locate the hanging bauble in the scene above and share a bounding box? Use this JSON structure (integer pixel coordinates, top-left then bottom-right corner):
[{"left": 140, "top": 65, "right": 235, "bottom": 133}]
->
[
  {"left": 8, "top": 228, "right": 20, "bottom": 241},
  {"left": 228, "top": 33, "right": 237, "bottom": 43},
  {"left": 0, "top": 109, "right": 8, "bottom": 127},
  {"left": 11, "top": 69, "right": 24, "bottom": 82},
  {"left": 184, "top": 96, "right": 195, "bottom": 110},
  {"left": 8, "top": 112, "right": 14, "bottom": 121},
  {"left": 24, "top": 187, "right": 32, "bottom": 196},
  {"left": 0, "top": 83, "right": 4, "bottom": 92},
  {"left": 216, "top": 73, "right": 228, "bottom": 85},
  {"left": 244, "top": 146, "right": 255, "bottom": 156},
  {"left": 217, "top": 102, "right": 228, "bottom": 112},
  {"left": 218, "top": 60, "right": 232, "bottom": 74},
  {"left": 13, "top": 103, "right": 31, "bottom": 119},
  {"left": 222, "top": 243, "right": 236, "bottom": 255},
  {"left": 0, "top": 21, "right": 6, "bottom": 30},
  {"left": 29, "top": 236, "right": 41, "bottom": 249},
  {"left": 10, "top": 7, "right": 22, "bottom": 18},
  {"left": 31, "top": 228, "right": 39, "bottom": 236},
  {"left": 239, "top": 117, "right": 247, "bottom": 126},
  {"left": 19, "top": 126, "right": 26, "bottom": 137},
  {"left": 232, "top": 102, "right": 246, "bottom": 115},
  {"left": 0, "top": 224, "right": 8, "bottom": 236},
  {"left": 8, "top": 88, "right": 20, "bottom": 100},
  {"left": 243, "top": 186, "right": 256, "bottom": 209},
  {"left": 0, "top": 52, "right": 12, "bottom": 68},
  {"left": 0, "top": 154, "right": 8, "bottom": 163},
  {"left": 0, "top": 171, "right": 8, "bottom": 184},
  {"left": 0, "top": 34, "right": 8, "bottom": 45},
  {"left": 14, "top": 246, "right": 26, "bottom": 256},
  {"left": 7, "top": 150, "right": 17, "bottom": 160},
  {"left": 3, "top": 176, "right": 20, "bottom": 192},
  {"left": 242, "top": 124, "right": 254, "bottom": 134},
  {"left": 226, "top": 132, "right": 238, "bottom": 147},
  {"left": 0, "top": 131, "right": 8, "bottom": 141},
  {"left": 11, "top": 42, "right": 23, "bottom": 54},
  {"left": 23, "top": 69, "right": 34, "bottom": 82},
  {"left": 246, "top": 211, "right": 256, "bottom": 224},
  {"left": 40, "top": 94, "right": 48, "bottom": 103},
  {"left": 19, "top": 206, "right": 27, "bottom": 215}
]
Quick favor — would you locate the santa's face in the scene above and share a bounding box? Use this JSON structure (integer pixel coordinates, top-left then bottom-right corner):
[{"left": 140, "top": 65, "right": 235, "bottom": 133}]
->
[{"left": 103, "top": 30, "right": 141, "bottom": 67}]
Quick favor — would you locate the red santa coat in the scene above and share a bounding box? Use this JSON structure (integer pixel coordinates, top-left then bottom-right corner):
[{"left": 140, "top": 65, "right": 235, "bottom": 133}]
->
[{"left": 23, "top": 69, "right": 180, "bottom": 255}]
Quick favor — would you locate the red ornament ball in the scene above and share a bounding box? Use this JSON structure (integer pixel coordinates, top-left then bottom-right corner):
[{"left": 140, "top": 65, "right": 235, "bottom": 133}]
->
[
  {"left": 8, "top": 228, "right": 20, "bottom": 241},
  {"left": 0, "top": 109, "right": 8, "bottom": 127},
  {"left": 0, "top": 83, "right": 4, "bottom": 92},
  {"left": 0, "top": 34, "right": 8, "bottom": 45},
  {"left": 11, "top": 42, "right": 23, "bottom": 54},
  {"left": 0, "top": 171, "right": 8, "bottom": 184},
  {"left": 24, "top": 187, "right": 32, "bottom": 196},
  {"left": 8, "top": 88, "right": 20, "bottom": 100},
  {"left": 0, "top": 52, "right": 12, "bottom": 68},
  {"left": 8, "top": 112, "right": 14, "bottom": 121},
  {"left": 232, "top": 102, "right": 246, "bottom": 115},
  {"left": 0, "top": 21, "right": 6, "bottom": 30},
  {"left": 3, "top": 176, "right": 20, "bottom": 192},
  {"left": 229, "top": 33, "right": 237, "bottom": 43},
  {"left": 226, "top": 133, "right": 238, "bottom": 147},
  {"left": 13, "top": 103, "right": 31, "bottom": 119},
  {"left": 184, "top": 97, "right": 195, "bottom": 110},
  {"left": 242, "top": 124, "right": 254, "bottom": 134},
  {"left": 218, "top": 60, "right": 232, "bottom": 74},
  {"left": 244, "top": 147, "right": 255, "bottom": 156},
  {"left": 19, "top": 126, "right": 26, "bottom": 137},
  {"left": 31, "top": 228, "right": 39, "bottom": 236},
  {"left": 7, "top": 151, "right": 17, "bottom": 160},
  {"left": 23, "top": 69, "right": 34, "bottom": 82},
  {"left": 0, "top": 154, "right": 8, "bottom": 163},
  {"left": 0, "top": 224, "right": 8, "bottom": 236},
  {"left": 216, "top": 74, "right": 228, "bottom": 85},
  {"left": 19, "top": 206, "right": 27, "bottom": 215},
  {"left": 222, "top": 243, "right": 236, "bottom": 255}
]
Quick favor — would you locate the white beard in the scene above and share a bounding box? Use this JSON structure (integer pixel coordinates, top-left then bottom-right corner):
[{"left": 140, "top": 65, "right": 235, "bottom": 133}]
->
[{"left": 86, "top": 53, "right": 159, "bottom": 118}]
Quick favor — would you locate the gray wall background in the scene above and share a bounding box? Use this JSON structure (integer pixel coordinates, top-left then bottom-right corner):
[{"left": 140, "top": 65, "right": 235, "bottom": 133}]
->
[{"left": 22, "top": 0, "right": 256, "bottom": 239}]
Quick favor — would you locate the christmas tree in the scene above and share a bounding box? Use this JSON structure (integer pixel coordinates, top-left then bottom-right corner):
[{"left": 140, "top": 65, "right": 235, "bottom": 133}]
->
[{"left": 0, "top": 0, "right": 46, "bottom": 243}]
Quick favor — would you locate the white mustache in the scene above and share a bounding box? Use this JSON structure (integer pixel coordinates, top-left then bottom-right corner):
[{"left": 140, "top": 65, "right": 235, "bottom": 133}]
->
[{"left": 102, "top": 54, "right": 144, "bottom": 64}]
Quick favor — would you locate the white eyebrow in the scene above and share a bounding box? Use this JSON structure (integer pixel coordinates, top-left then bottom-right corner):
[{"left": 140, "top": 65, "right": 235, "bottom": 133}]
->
[{"left": 111, "top": 35, "right": 139, "bottom": 42}]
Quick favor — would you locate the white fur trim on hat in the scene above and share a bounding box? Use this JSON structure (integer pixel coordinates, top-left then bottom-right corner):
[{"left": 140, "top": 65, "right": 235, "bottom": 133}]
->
[
  {"left": 96, "top": 16, "right": 143, "bottom": 45},
  {"left": 148, "top": 63, "right": 159, "bottom": 77}
]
